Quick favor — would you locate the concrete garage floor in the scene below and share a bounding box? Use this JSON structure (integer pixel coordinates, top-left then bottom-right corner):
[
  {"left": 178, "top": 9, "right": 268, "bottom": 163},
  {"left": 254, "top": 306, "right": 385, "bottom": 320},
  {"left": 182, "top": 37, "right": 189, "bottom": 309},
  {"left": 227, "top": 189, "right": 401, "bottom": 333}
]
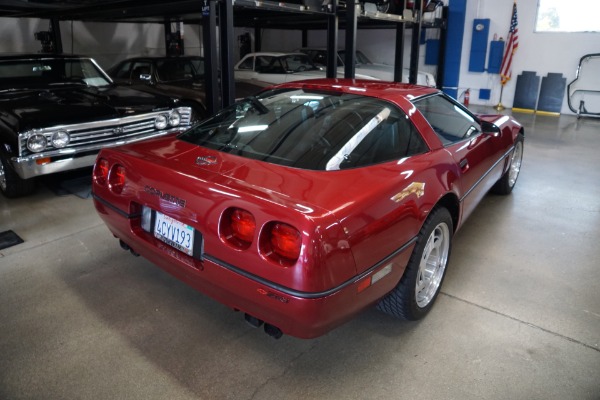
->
[{"left": 1, "top": 110, "right": 599, "bottom": 400}]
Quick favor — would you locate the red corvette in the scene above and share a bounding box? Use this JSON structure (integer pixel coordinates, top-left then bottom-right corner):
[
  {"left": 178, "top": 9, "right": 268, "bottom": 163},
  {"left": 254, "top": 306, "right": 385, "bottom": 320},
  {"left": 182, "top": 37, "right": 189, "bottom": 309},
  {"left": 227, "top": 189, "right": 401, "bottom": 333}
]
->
[{"left": 92, "top": 79, "right": 524, "bottom": 339}]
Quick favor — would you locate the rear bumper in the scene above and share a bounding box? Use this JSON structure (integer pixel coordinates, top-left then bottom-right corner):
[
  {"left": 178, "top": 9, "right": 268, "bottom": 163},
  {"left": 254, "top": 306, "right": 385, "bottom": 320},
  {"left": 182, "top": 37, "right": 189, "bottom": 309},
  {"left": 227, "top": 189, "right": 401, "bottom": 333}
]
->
[{"left": 93, "top": 194, "right": 415, "bottom": 339}]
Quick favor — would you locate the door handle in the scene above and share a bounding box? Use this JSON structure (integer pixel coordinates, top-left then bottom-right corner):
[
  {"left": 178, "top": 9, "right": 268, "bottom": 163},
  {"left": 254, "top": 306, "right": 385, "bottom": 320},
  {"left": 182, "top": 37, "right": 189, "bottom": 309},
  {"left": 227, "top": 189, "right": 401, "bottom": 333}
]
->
[{"left": 459, "top": 158, "right": 469, "bottom": 171}]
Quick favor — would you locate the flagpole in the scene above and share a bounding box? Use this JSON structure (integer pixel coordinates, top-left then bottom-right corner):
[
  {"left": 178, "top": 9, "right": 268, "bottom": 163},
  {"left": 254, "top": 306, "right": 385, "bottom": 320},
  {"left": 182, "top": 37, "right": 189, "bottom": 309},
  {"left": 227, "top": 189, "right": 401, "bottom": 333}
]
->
[
  {"left": 495, "top": 83, "right": 505, "bottom": 110},
  {"left": 496, "top": 0, "right": 518, "bottom": 112}
]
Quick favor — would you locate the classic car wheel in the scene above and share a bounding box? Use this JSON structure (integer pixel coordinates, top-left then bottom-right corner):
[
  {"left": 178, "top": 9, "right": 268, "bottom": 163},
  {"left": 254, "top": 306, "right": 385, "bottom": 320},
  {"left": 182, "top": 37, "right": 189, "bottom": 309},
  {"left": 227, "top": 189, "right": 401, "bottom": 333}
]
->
[
  {"left": 0, "top": 152, "right": 36, "bottom": 198},
  {"left": 492, "top": 133, "right": 524, "bottom": 195},
  {"left": 373, "top": 0, "right": 397, "bottom": 14},
  {"left": 377, "top": 207, "right": 453, "bottom": 320}
]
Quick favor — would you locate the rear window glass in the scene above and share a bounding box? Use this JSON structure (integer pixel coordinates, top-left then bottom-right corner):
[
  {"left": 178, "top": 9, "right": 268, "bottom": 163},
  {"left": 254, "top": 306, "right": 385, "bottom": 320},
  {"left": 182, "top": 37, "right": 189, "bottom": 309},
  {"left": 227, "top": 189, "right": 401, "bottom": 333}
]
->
[{"left": 179, "top": 88, "right": 428, "bottom": 171}]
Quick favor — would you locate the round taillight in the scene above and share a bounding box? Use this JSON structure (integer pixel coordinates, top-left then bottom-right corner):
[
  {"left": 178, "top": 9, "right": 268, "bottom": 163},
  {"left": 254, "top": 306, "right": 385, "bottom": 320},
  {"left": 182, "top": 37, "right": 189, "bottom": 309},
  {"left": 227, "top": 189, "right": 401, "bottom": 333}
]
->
[
  {"left": 108, "top": 164, "right": 126, "bottom": 194},
  {"left": 93, "top": 158, "right": 109, "bottom": 186},
  {"left": 269, "top": 223, "right": 301, "bottom": 261},
  {"left": 230, "top": 208, "right": 256, "bottom": 244}
]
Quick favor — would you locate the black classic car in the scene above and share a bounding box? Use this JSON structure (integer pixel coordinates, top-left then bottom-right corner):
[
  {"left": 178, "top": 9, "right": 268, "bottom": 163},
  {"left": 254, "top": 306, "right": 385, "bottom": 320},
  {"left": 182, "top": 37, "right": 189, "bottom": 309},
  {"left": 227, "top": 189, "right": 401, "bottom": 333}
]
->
[
  {"left": 107, "top": 56, "right": 209, "bottom": 118},
  {"left": 107, "top": 56, "right": 264, "bottom": 113},
  {"left": 0, "top": 54, "right": 193, "bottom": 198}
]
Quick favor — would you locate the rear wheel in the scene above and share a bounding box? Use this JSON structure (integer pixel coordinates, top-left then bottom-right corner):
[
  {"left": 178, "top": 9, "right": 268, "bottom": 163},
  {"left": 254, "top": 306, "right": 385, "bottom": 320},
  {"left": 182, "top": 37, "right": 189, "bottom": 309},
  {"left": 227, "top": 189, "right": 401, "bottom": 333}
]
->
[
  {"left": 375, "top": 0, "right": 397, "bottom": 13},
  {"left": 0, "top": 151, "right": 36, "bottom": 198},
  {"left": 377, "top": 207, "right": 453, "bottom": 320},
  {"left": 492, "top": 133, "right": 524, "bottom": 195}
]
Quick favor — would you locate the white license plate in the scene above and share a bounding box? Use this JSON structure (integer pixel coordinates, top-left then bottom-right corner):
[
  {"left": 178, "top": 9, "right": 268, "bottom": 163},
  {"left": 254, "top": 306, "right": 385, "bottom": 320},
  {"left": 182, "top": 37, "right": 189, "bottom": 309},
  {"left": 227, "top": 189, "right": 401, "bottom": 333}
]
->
[{"left": 154, "top": 211, "right": 194, "bottom": 256}]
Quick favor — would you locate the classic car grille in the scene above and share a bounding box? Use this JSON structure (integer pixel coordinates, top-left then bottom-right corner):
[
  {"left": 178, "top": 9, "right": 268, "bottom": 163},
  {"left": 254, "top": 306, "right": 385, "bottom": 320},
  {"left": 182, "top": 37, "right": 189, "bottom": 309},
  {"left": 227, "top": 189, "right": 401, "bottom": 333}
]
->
[{"left": 18, "top": 107, "right": 192, "bottom": 158}]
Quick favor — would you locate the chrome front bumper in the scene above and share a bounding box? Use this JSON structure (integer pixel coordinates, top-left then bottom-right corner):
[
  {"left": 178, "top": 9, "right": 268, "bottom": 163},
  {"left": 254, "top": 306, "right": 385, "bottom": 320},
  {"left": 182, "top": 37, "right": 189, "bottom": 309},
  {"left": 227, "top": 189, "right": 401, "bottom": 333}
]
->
[{"left": 11, "top": 128, "right": 181, "bottom": 180}]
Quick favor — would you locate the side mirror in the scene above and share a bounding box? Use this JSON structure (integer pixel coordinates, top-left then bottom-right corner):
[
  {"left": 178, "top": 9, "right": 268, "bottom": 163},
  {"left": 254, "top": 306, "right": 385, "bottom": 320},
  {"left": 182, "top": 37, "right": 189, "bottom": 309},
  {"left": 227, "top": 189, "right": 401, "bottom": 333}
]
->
[{"left": 480, "top": 120, "right": 501, "bottom": 136}]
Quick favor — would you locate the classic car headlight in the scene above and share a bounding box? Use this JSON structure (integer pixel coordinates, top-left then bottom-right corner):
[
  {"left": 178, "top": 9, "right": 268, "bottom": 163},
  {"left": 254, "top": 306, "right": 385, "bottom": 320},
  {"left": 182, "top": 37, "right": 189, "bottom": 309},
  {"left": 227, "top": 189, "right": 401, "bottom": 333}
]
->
[
  {"left": 27, "top": 134, "right": 48, "bottom": 153},
  {"left": 154, "top": 114, "right": 168, "bottom": 130},
  {"left": 51, "top": 130, "right": 70, "bottom": 148},
  {"left": 169, "top": 111, "right": 181, "bottom": 127}
]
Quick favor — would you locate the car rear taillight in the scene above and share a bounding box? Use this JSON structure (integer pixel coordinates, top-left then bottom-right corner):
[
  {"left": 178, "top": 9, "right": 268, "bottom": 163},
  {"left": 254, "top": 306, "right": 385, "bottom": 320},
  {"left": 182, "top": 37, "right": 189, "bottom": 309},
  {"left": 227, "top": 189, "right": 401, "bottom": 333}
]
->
[
  {"left": 220, "top": 208, "right": 256, "bottom": 249},
  {"left": 108, "top": 164, "right": 126, "bottom": 194},
  {"left": 93, "top": 158, "right": 109, "bottom": 186},
  {"left": 231, "top": 208, "right": 256, "bottom": 243},
  {"left": 268, "top": 222, "right": 302, "bottom": 262}
]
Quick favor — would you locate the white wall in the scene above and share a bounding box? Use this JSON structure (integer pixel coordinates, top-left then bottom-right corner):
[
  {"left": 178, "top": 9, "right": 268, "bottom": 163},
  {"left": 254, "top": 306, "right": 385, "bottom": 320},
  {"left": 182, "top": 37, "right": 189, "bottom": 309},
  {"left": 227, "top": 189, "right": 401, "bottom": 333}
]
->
[
  {"left": 0, "top": 18, "right": 205, "bottom": 69},
  {"left": 460, "top": 0, "right": 599, "bottom": 114}
]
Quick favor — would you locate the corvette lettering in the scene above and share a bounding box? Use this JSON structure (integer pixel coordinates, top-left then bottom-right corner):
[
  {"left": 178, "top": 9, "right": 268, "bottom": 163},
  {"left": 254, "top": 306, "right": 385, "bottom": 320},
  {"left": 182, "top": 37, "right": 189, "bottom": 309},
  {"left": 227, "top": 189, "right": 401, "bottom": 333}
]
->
[{"left": 144, "top": 185, "right": 186, "bottom": 207}]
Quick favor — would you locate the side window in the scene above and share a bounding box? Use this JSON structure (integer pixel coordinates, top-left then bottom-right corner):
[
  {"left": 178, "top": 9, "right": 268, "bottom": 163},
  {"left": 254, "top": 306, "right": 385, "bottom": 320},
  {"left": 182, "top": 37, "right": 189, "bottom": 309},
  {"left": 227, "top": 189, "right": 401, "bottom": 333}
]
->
[
  {"left": 337, "top": 105, "right": 429, "bottom": 169},
  {"left": 311, "top": 51, "right": 327, "bottom": 66},
  {"left": 237, "top": 57, "right": 254, "bottom": 70},
  {"left": 113, "top": 61, "right": 132, "bottom": 79},
  {"left": 413, "top": 95, "right": 481, "bottom": 145},
  {"left": 131, "top": 61, "right": 152, "bottom": 81}
]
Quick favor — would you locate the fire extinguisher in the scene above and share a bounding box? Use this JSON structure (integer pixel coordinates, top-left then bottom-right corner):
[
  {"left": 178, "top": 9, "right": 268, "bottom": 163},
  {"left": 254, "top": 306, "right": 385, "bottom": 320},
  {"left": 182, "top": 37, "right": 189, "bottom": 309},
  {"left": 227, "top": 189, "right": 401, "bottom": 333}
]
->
[{"left": 463, "top": 89, "right": 470, "bottom": 107}]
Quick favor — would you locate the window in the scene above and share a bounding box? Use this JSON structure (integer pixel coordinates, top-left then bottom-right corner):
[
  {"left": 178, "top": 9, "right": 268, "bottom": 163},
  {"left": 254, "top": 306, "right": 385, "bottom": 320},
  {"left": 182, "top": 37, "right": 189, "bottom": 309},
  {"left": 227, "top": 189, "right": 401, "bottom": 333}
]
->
[
  {"left": 536, "top": 0, "right": 600, "bottom": 32},
  {"left": 413, "top": 95, "right": 481, "bottom": 145},
  {"left": 237, "top": 57, "right": 254, "bottom": 70},
  {"left": 0, "top": 58, "right": 110, "bottom": 88},
  {"left": 156, "top": 59, "right": 195, "bottom": 81},
  {"left": 131, "top": 61, "right": 152, "bottom": 81},
  {"left": 113, "top": 61, "right": 132, "bottom": 79},
  {"left": 179, "top": 88, "right": 428, "bottom": 171}
]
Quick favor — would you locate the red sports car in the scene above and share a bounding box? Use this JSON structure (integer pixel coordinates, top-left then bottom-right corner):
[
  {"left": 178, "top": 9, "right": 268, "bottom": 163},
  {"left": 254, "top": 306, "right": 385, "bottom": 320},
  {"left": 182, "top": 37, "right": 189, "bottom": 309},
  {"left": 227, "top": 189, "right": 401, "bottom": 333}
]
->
[{"left": 92, "top": 79, "right": 524, "bottom": 339}]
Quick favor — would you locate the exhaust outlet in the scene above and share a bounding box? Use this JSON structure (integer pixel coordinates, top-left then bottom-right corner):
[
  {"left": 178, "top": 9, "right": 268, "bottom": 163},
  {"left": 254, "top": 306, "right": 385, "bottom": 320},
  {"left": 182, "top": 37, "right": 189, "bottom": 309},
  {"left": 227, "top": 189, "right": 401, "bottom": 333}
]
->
[
  {"left": 264, "top": 323, "right": 283, "bottom": 339},
  {"left": 119, "top": 240, "right": 139, "bottom": 256},
  {"left": 244, "top": 313, "right": 263, "bottom": 328}
]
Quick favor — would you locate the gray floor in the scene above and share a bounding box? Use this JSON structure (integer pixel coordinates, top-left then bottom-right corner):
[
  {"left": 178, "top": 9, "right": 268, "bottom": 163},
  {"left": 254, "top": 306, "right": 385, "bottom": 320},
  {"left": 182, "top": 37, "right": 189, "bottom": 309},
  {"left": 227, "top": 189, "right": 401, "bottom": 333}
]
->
[{"left": 1, "top": 110, "right": 599, "bottom": 400}]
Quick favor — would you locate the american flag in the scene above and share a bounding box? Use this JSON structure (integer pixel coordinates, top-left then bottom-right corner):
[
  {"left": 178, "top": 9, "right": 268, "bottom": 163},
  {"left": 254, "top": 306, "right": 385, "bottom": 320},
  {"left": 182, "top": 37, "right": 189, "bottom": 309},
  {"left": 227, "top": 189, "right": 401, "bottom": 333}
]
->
[{"left": 500, "top": 2, "right": 519, "bottom": 85}]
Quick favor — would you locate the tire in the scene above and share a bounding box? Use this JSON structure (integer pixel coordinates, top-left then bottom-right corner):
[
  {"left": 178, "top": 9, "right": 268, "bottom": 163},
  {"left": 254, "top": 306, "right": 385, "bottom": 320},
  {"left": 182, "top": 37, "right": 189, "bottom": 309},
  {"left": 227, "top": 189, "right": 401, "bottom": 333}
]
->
[
  {"left": 0, "top": 151, "right": 36, "bottom": 198},
  {"left": 374, "top": 0, "right": 395, "bottom": 13},
  {"left": 492, "top": 133, "right": 524, "bottom": 195},
  {"left": 377, "top": 207, "right": 453, "bottom": 320}
]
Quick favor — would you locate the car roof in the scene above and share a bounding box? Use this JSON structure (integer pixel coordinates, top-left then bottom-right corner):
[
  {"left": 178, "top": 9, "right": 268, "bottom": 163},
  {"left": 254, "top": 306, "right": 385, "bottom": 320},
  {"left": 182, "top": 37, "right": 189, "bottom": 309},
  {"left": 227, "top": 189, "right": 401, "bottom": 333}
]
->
[
  {"left": 116, "top": 56, "right": 204, "bottom": 61},
  {"left": 119, "top": 56, "right": 204, "bottom": 61},
  {"left": 276, "top": 78, "right": 438, "bottom": 99},
  {"left": 242, "top": 52, "right": 307, "bottom": 58}
]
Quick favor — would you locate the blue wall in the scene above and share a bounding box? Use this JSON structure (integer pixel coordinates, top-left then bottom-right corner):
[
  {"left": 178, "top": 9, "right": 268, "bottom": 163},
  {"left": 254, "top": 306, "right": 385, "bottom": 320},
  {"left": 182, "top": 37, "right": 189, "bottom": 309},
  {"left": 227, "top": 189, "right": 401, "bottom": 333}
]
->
[{"left": 442, "top": 0, "right": 467, "bottom": 100}]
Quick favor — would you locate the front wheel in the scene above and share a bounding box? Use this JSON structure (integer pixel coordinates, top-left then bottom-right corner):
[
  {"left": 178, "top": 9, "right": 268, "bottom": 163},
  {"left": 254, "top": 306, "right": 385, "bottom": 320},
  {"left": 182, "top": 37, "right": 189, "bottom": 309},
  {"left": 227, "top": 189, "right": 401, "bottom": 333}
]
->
[
  {"left": 377, "top": 207, "right": 453, "bottom": 320},
  {"left": 0, "top": 151, "right": 36, "bottom": 198},
  {"left": 492, "top": 133, "right": 524, "bottom": 195}
]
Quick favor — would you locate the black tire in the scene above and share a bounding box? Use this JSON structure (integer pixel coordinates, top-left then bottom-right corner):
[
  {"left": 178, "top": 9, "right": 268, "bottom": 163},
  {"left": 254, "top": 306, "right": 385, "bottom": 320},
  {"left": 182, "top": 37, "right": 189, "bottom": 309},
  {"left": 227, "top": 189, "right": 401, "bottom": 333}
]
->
[
  {"left": 0, "top": 151, "right": 36, "bottom": 198},
  {"left": 375, "top": 0, "right": 390, "bottom": 13},
  {"left": 377, "top": 207, "right": 453, "bottom": 320},
  {"left": 375, "top": 0, "right": 398, "bottom": 14},
  {"left": 492, "top": 133, "right": 524, "bottom": 195}
]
